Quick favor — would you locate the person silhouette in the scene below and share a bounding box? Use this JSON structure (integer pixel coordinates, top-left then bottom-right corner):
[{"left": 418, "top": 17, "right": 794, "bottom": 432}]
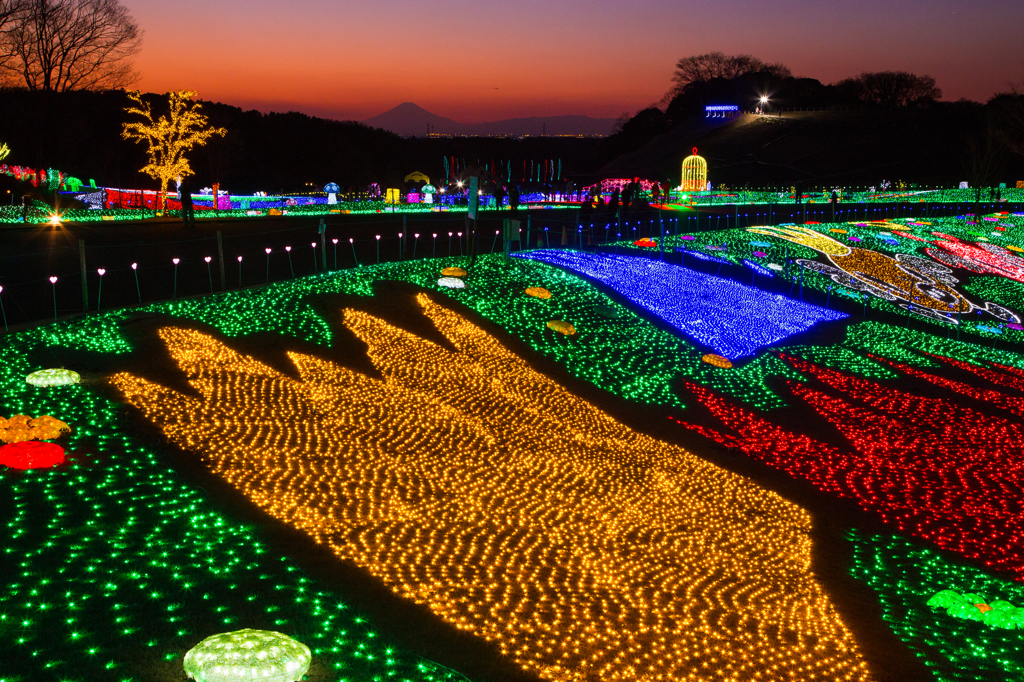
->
[{"left": 179, "top": 177, "right": 195, "bottom": 229}]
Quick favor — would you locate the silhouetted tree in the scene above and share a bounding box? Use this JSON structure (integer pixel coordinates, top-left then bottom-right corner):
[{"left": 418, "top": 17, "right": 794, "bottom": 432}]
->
[
  {"left": 665, "top": 52, "right": 790, "bottom": 103},
  {"left": 1, "top": 0, "right": 141, "bottom": 91},
  {"left": 835, "top": 71, "right": 941, "bottom": 108},
  {"left": 990, "top": 84, "right": 1024, "bottom": 159}
]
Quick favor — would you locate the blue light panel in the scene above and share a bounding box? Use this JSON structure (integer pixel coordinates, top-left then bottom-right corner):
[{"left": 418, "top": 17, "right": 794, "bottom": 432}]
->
[{"left": 516, "top": 250, "right": 848, "bottom": 360}]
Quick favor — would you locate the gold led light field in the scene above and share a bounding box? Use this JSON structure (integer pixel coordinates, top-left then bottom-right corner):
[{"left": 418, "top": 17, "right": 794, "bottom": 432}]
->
[{"left": 113, "top": 294, "right": 872, "bottom": 682}]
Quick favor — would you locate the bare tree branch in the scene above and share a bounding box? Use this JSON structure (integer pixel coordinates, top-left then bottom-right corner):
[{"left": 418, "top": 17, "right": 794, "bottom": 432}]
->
[
  {"left": 0, "top": 0, "right": 141, "bottom": 91},
  {"left": 834, "top": 71, "right": 942, "bottom": 108},
  {"left": 996, "top": 82, "right": 1024, "bottom": 158},
  {"left": 663, "top": 52, "right": 791, "bottom": 104}
]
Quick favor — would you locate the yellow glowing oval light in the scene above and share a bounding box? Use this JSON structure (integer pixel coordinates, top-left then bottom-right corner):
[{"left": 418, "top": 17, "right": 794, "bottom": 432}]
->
[
  {"left": 701, "top": 353, "right": 733, "bottom": 368},
  {"left": 26, "top": 369, "right": 81, "bottom": 387},
  {"left": 183, "top": 629, "right": 311, "bottom": 682}
]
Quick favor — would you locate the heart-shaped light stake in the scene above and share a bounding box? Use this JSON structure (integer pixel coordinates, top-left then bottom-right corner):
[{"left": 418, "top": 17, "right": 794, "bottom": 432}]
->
[
  {"left": 96, "top": 269, "right": 106, "bottom": 311},
  {"left": 131, "top": 263, "right": 141, "bottom": 302},
  {"left": 204, "top": 257, "right": 214, "bottom": 293},
  {"left": 264, "top": 248, "right": 272, "bottom": 283},
  {"left": 172, "top": 259, "right": 180, "bottom": 299},
  {"left": 49, "top": 277, "right": 58, "bottom": 322},
  {"left": 285, "top": 247, "right": 294, "bottom": 278},
  {"left": 349, "top": 237, "right": 359, "bottom": 266}
]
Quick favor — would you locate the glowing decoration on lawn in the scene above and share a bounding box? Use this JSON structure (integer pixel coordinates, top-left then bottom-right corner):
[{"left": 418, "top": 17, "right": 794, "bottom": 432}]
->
[
  {"left": 912, "top": 232, "right": 1024, "bottom": 283},
  {"left": 852, "top": 532, "right": 1024, "bottom": 681},
  {"left": 440, "top": 267, "right": 467, "bottom": 277},
  {"left": 518, "top": 250, "right": 846, "bottom": 360},
  {"left": 421, "top": 184, "right": 436, "bottom": 204},
  {"left": 701, "top": 353, "right": 733, "bottom": 368},
  {"left": 926, "top": 591, "right": 1023, "bottom": 629},
  {"left": 324, "top": 182, "right": 339, "bottom": 205},
  {"left": 26, "top": 368, "right": 80, "bottom": 386},
  {"left": 0, "top": 440, "right": 65, "bottom": 469},
  {"left": 436, "top": 277, "right": 464, "bottom": 289},
  {"left": 183, "top": 629, "right": 311, "bottom": 682},
  {"left": 524, "top": 286, "right": 551, "bottom": 299},
  {"left": 673, "top": 354, "right": 1024, "bottom": 578},
  {"left": 632, "top": 238, "right": 657, "bottom": 247},
  {"left": 0, "top": 141, "right": 9, "bottom": 162},
  {"left": 111, "top": 296, "right": 872, "bottom": 682},
  {"left": 122, "top": 90, "right": 227, "bottom": 210},
  {"left": 681, "top": 147, "right": 707, "bottom": 192},
  {"left": 748, "top": 225, "right": 1020, "bottom": 323},
  {"left": 545, "top": 320, "right": 576, "bottom": 335},
  {"left": 0, "top": 414, "right": 70, "bottom": 443}
]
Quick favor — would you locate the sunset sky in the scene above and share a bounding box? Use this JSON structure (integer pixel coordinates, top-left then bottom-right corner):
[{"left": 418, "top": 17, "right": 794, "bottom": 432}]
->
[{"left": 132, "top": 0, "right": 1023, "bottom": 123}]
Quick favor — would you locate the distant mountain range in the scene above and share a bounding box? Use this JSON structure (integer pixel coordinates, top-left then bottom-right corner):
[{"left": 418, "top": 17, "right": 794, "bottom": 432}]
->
[{"left": 361, "top": 102, "right": 616, "bottom": 138}]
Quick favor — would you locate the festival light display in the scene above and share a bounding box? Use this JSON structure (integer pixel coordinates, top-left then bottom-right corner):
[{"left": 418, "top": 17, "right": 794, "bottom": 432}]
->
[
  {"left": 0, "top": 414, "right": 70, "bottom": 442},
  {"left": 747, "top": 225, "right": 1019, "bottom": 323},
  {"left": 914, "top": 232, "right": 1024, "bottom": 282},
  {"left": 850, "top": 532, "right": 1024, "bottom": 680},
  {"left": 545, "top": 319, "right": 575, "bottom": 334},
  {"left": 0, "top": 440, "right": 65, "bottom": 469},
  {"left": 673, "top": 354, "right": 1024, "bottom": 577},
  {"left": 524, "top": 286, "right": 551, "bottom": 299},
  {"left": 681, "top": 148, "right": 707, "bottom": 192},
  {"left": 122, "top": 91, "right": 227, "bottom": 210},
  {"left": 26, "top": 368, "right": 81, "bottom": 386},
  {"left": 8, "top": 222, "right": 1024, "bottom": 680},
  {"left": 0, "top": 321, "right": 466, "bottom": 682},
  {"left": 702, "top": 353, "right": 733, "bottom": 368},
  {"left": 518, "top": 250, "right": 846, "bottom": 360},
  {"left": 183, "top": 629, "right": 311, "bottom": 682},
  {"left": 623, "top": 213, "right": 1024, "bottom": 338},
  {"left": 926, "top": 590, "right": 1023, "bottom": 628},
  {"left": 111, "top": 296, "right": 872, "bottom": 682}
]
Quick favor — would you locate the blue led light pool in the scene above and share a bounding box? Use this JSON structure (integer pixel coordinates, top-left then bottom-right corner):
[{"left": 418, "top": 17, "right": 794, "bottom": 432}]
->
[{"left": 517, "top": 250, "right": 847, "bottom": 359}]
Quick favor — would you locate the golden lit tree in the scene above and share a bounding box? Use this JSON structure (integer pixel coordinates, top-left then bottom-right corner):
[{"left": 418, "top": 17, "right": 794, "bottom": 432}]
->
[{"left": 121, "top": 90, "right": 226, "bottom": 209}]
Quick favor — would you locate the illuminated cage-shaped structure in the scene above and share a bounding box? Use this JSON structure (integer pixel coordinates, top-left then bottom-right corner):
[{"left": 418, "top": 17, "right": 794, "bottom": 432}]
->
[{"left": 681, "top": 148, "right": 707, "bottom": 192}]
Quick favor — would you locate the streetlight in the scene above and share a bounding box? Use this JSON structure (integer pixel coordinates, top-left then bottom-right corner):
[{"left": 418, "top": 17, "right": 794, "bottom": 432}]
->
[{"left": 759, "top": 95, "right": 769, "bottom": 116}]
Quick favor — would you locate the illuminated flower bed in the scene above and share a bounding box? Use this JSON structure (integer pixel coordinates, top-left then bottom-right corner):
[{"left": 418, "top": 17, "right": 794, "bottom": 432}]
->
[
  {"left": 623, "top": 213, "right": 1024, "bottom": 338},
  {"left": 851, "top": 531, "right": 1024, "bottom": 680},
  {"left": 672, "top": 354, "right": 1024, "bottom": 577},
  {"left": 5, "top": 238, "right": 1024, "bottom": 681},
  {"left": 111, "top": 296, "right": 873, "bottom": 682},
  {"left": 518, "top": 250, "right": 847, "bottom": 360}
]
